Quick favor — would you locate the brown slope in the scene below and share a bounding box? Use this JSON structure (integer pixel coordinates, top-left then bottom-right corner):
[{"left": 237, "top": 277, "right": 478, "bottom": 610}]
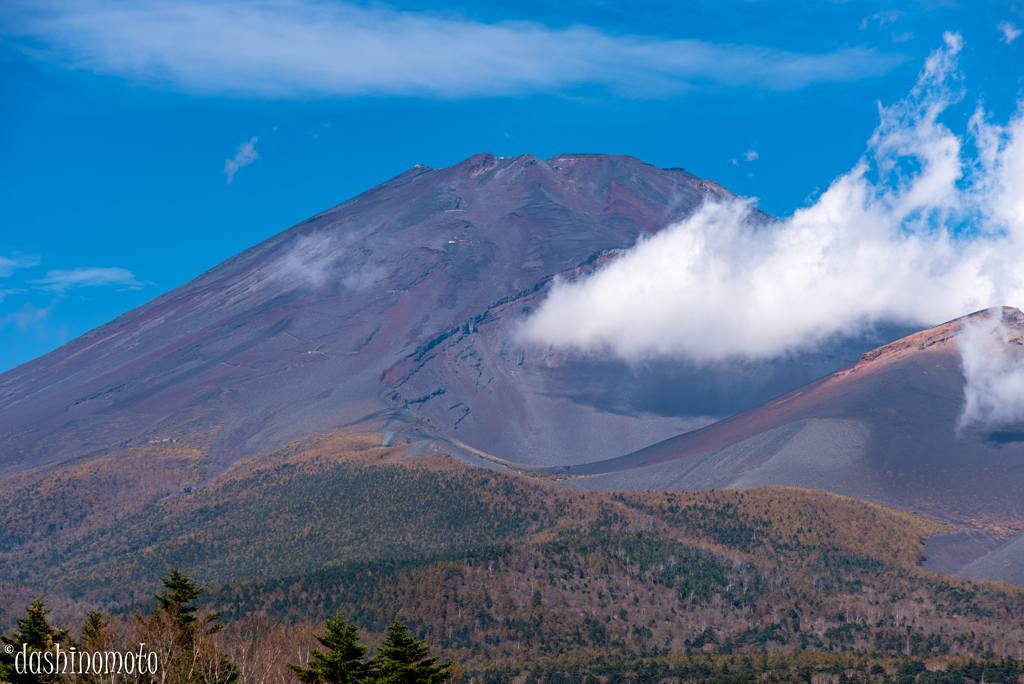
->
[{"left": 554, "top": 307, "right": 1024, "bottom": 528}]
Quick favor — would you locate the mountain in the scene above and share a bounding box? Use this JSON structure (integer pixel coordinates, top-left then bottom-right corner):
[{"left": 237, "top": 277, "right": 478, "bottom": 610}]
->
[
  {"left": 552, "top": 307, "right": 1024, "bottom": 531},
  {"left": 0, "top": 153, "right": 907, "bottom": 477},
  {"left": 8, "top": 152, "right": 1024, "bottom": 675}
]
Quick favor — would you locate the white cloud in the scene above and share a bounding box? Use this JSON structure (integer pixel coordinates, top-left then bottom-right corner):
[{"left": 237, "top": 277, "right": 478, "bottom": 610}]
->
[
  {"left": 0, "top": 252, "right": 40, "bottom": 278},
  {"left": 224, "top": 136, "right": 259, "bottom": 184},
  {"left": 744, "top": 149, "right": 759, "bottom": 162},
  {"left": 0, "top": 288, "right": 27, "bottom": 303},
  {"left": 269, "top": 233, "right": 385, "bottom": 292},
  {"left": 0, "top": 301, "right": 56, "bottom": 331},
  {"left": 274, "top": 234, "right": 338, "bottom": 290},
  {"left": 860, "top": 11, "right": 902, "bottom": 30},
  {"left": 0, "top": 0, "right": 909, "bottom": 99},
  {"left": 27, "top": 267, "right": 153, "bottom": 292},
  {"left": 519, "top": 34, "right": 1024, "bottom": 363},
  {"left": 999, "top": 21, "right": 1022, "bottom": 45},
  {"left": 957, "top": 310, "right": 1024, "bottom": 429}
]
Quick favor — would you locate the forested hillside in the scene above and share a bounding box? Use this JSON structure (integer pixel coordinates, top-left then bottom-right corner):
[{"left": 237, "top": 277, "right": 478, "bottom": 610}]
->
[{"left": 5, "top": 431, "right": 1024, "bottom": 683}]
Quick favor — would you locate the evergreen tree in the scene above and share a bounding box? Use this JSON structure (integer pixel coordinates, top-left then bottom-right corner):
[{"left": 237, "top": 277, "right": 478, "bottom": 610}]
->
[
  {"left": 155, "top": 566, "right": 208, "bottom": 647},
  {"left": 79, "top": 610, "right": 109, "bottom": 647},
  {"left": 368, "top": 621, "right": 452, "bottom": 684},
  {"left": 140, "top": 568, "right": 238, "bottom": 684},
  {"left": 74, "top": 610, "right": 111, "bottom": 684},
  {"left": 0, "top": 597, "right": 70, "bottom": 684},
  {"left": 288, "top": 614, "right": 369, "bottom": 684}
]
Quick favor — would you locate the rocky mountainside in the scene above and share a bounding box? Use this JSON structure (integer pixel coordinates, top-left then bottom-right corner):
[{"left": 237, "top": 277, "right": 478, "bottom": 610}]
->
[
  {"left": 0, "top": 153, "right": 904, "bottom": 476},
  {"left": 554, "top": 308, "right": 1024, "bottom": 532}
]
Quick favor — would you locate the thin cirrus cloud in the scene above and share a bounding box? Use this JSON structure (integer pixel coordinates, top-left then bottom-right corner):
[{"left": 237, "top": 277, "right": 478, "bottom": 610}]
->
[
  {"left": 859, "top": 11, "right": 902, "bottom": 30},
  {"left": 0, "top": 252, "right": 41, "bottom": 278},
  {"left": 27, "top": 267, "right": 153, "bottom": 293},
  {"left": 0, "top": 289, "right": 27, "bottom": 304},
  {"left": 0, "top": 0, "right": 909, "bottom": 99},
  {"left": 0, "top": 301, "right": 57, "bottom": 331}
]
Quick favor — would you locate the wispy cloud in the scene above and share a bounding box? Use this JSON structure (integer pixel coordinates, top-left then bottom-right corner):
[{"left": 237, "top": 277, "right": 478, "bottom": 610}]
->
[
  {"left": 268, "top": 233, "right": 386, "bottom": 292},
  {"left": 224, "top": 136, "right": 259, "bottom": 184},
  {"left": 27, "top": 267, "right": 153, "bottom": 292},
  {"left": 519, "top": 34, "right": 1024, "bottom": 362},
  {"left": 730, "top": 149, "right": 758, "bottom": 165},
  {"left": 0, "top": 0, "right": 909, "bottom": 99},
  {"left": 999, "top": 21, "right": 1022, "bottom": 45},
  {"left": 0, "top": 288, "right": 27, "bottom": 303},
  {"left": 0, "top": 252, "right": 40, "bottom": 278},
  {"left": 0, "top": 301, "right": 57, "bottom": 331},
  {"left": 860, "top": 11, "right": 902, "bottom": 30}
]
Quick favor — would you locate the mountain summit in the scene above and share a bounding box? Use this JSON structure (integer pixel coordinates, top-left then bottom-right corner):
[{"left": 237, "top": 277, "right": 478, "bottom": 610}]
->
[
  {"left": 0, "top": 154, "right": 726, "bottom": 472},
  {"left": 0, "top": 153, "right": 903, "bottom": 477}
]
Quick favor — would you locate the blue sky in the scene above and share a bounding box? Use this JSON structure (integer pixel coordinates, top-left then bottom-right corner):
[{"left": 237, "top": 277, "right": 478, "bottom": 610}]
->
[{"left": 0, "top": 0, "right": 1022, "bottom": 373}]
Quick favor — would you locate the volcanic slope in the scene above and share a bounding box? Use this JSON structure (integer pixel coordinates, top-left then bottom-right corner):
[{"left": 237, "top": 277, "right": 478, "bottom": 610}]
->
[
  {"left": 0, "top": 153, "right": 909, "bottom": 474},
  {"left": 554, "top": 307, "right": 1024, "bottom": 530}
]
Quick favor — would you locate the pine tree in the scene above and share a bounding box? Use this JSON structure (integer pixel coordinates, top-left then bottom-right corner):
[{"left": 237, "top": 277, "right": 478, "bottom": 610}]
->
[
  {"left": 288, "top": 614, "right": 369, "bottom": 684},
  {"left": 79, "top": 610, "right": 109, "bottom": 647},
  {"left": 140, "top": 568, "right": 238, "bottom": 684},
  {"left": 0, "top": 597, "right": 70, "bottom": 684},
  {"left": 155, "top": 566, "right": 208, "bottom": 648},
  {"left": 74, "top": 610, "right": 111, "bottom": 684},
  {"left": 368, "top": 621, "right": 452, "bottom": 684}
]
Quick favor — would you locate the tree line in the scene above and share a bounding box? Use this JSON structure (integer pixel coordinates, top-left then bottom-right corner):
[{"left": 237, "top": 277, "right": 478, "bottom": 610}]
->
[{"left": 0, "top": 569, "right": 453, "bottom": 684}]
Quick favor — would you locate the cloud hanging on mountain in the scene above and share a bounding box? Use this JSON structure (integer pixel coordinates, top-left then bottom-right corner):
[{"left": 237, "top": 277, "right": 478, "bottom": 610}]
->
[
  {"left": 520, "top": 34, "right": 1024, "bottom": 362},
  {"left": 0, "top": 0, "right": 907, "bottom": 99},
  {"left": 268, "top": 233, "right": 386, "bottom": 294},
  {"left": 956, "top": 311, "right": 1024, "bottom": 429}
]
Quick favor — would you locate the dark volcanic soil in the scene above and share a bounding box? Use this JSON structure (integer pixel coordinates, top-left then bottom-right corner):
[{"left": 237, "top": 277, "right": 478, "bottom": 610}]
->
[{"left": 556, "top": 308, "right": 1024, "bottom": 531}]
